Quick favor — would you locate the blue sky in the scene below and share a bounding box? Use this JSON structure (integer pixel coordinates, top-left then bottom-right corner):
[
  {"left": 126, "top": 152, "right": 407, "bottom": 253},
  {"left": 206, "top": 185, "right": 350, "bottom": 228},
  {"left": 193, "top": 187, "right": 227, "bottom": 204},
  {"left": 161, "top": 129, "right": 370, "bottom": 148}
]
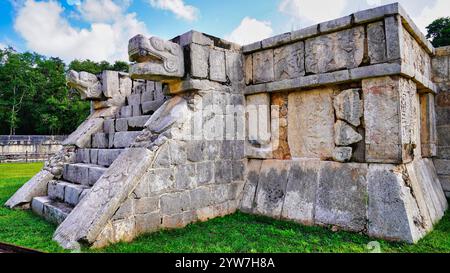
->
[{"left": 0, "top": 0, "right": 449, "bottom": 62}]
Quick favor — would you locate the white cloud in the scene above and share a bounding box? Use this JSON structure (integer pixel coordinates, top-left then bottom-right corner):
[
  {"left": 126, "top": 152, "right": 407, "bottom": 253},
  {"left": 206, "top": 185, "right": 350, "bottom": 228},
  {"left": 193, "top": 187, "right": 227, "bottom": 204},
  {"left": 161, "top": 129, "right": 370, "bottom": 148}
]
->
[
  {"left": 78, "top": 0, "right": 125, "bottom": 23},
  {"left": 0, "top": 43, "right": 6, "bottom": 49},
  {"left": 279, "top": 0, "right": 347, "bottom": 23},
  {"left": 225, "top": 17, "right": 273, "bottom": 45},
  {"left": 148, "top": 0, "right": 199, "bottom": 21},
  {"left": 14, "top": 0, "right": 149, "bottom": 62}
]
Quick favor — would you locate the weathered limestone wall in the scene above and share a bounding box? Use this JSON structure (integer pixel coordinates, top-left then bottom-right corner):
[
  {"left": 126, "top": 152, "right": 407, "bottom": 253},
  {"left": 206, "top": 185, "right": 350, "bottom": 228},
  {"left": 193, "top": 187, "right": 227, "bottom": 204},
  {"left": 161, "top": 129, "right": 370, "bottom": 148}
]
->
[
  {"left": 53, "top": 33, "right": 247, "bottom": 248},
  {"left": 433, "top": 46, "right": 450, "bottom": 198},
  {"left": 0, "top": 135, "right": 65, "bottom": 162},
  {"left": 240, "top": 3, "right": 447, "bottom": 243}
]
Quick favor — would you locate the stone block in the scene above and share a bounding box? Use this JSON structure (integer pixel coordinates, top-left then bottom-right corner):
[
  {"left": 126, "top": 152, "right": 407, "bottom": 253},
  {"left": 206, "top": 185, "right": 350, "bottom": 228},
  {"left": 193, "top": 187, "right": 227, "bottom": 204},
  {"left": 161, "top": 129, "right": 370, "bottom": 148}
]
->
[
  {"left": 214, "top": 160, "right": 232, "bottom": 184},
  {"left": 186, "top": 140, "right": 206, "bottom": 162},
  {"left": 334, "top": 120, "right": 363, "bottom": 146},
  {"left": 92, "top": 133, "right": 108, "bottom": 149},
  {"left": 128, "top": 116, "right": 150, "bottom": 129},
  {"left": 315, "top": 162, "right": 368, "bottom": 231},
  {"left": 135, "top": 212, "right": 161, "bottom": 235},
  {"left": 232, "top": 160, "right": 245, "bottom": 181},
  {"left": 119, "top": 75, "right": 132, "bottom": 98},
  {"left": 65, "top": 183, "right": 88, "bottom": 206},
  {"left": 288, "top": 88, "right": 335, "bottom": 159},
  {"left": 120, "top": 105, "right": 132, "bottom": 118},
  {"left": 102, "top": 71, "right": 120, "bottom": 98},
  {"left": 190, "top": 43, "right": 209, "bottom": 78},
  {"left": 113, "top": 131, "right": 141, "bottom": 148},
  {"left": 273, "top": 41, "right": 305, "bottom": 81},
  {"left": 240, "top": 160, "right": 262, "bottom": 212},
  {"left": 252, "top": 49, "right": 274, "bottom": 84},
  {"left": 305, "top": 27, "right": 364, "bottom": 74},
  {"left": 48, "top": 180, "right": 65, "bottom": 200},
  {"left": 225, "top": 51, "right": 243, "bottom": 83},
  {"left": 363, "top": 76, "right": 404, "bottom": 163},
  {"left": 97, "top": 149, "right": 123, "bottom": 167},
  {"left": 384, "top": 15, "right": 401, "bottom": 61},
  {"left": 134, "top": 197, "right": 159, "bottom": 214},
  {"left": 209, "top": 49, "right": 226, "bottom": 82},
  {"left": 261, "top": 33, "right": 291, "bottom": 49},
  {"left": 174, "top": 164, "right": 195, "bottom": 190},
  {"left": 246, "top": 93, "right": 271, "bottom": 146},
  {"left": 367, "top": 164, "right": 426, "bottom": 243},
  {"left": 88, "top": 165, "right": 107, "bottom": 186},
  {"left": 319, "top": 15, "right": 352, "bottom": 33},
  {"left": 31, "top": 196, "right": 50, "bottom": 217},
  {"left": 254, "top": 160, "right": 290, "bottom": 218},
  {"left": 332, "top": 147, "right": 352, "bottom": 162},
  {"left": 420, "top": 93, "right": 437, "bottom": 157},
  {"left": 147, "top": 168, "right": 173, "bottom": 194},
  {"left": 162, "top": 211, "right": 196, "bottom": 229},
  {"left": 281, "top": 160, "right": 319, "bottom": 225},
  {"left": 333, "top": 89, "right": 363, "bottom": 127},
  {"left": 90, "top": 149, "right": 99, "bottom": 165},
  {"left": 367, "top": 21, "right": 387, "bottom": 64},
  {"left": 131, "top": 104, "right": 141, "bottom": 117},
  {"left": 245, "top": 54, "right": 253, "bottom": 85},
  {"left": 160, "top": 192, "right": 191, "bottom": 215},
  {"left": 141, "top": 89, "right": 153, "bottom": 103},
  {"left": 196, "top": 161, "right": 214, "bottom": 185},
  {"left": 291, "top": 25, "right": 318, "bottom": 41},
  {"left": 115, "top": 118, "right": 128, "bottom": 132},
  {"left": 142, "top": 99, "right": 165, "bottom": 115},
  {"left": 63, "top": 163, "right": 89, "bottom": 185},
  {"left": 211, "top": 184, "right": 232, "bottom": 203},
  {"left": 127, "top": 94, "right": 141, "bottom": 106},
  {"left": 190, "top": 187, "right": 212, "bottom": 209},
  {"left": 76, "top": 149, "right": 90, "bottom": 164},
  {"left": 103, "top": 118, "right": 115, "bottom": 133}
]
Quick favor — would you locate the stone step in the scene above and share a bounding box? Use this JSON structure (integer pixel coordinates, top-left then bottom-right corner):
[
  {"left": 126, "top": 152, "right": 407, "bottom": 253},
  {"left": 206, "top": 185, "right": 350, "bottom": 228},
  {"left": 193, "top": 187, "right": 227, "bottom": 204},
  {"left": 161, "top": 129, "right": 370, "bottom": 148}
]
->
[
  {"left": 91, "top": 131, "right": 142, "bottom": 149},
  {"left": 48, "top": 180, "right": 90, "bottom": 206},
  {"left": 112, "top": 131, "right": 142, "bottom": 148},
  {"left": 76, "top": 148, "right": 124, "bottom": 167},
  {"left": 63, "top": 163, "right": 107, "bottom": 186},
  {"left": 114, "top": 115, "right": 150, "bottom": 132},
  {"left": 31, "top": 196, "right": 73, "bottom": 225}
]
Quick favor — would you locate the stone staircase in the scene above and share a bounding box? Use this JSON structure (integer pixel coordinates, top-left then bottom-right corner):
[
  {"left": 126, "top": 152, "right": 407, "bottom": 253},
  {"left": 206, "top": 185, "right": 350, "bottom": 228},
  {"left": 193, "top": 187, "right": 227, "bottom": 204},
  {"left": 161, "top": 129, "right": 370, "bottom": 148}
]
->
[{"left": 30, "top": 83, "right": 165, "bottom": 225}]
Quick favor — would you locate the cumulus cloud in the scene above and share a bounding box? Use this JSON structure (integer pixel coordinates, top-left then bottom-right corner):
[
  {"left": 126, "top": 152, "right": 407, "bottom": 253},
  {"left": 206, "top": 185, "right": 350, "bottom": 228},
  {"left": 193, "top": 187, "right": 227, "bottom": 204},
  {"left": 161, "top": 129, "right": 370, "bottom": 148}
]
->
[
  {"left": 225, "top": 17, "right": 273, "bottom": 45},
  {"left": 0, "top": 42, "right": 6, "bottom": 49},
  {"left": 278, "top": 0, "right": 347, "bottom": 24},
  {"left": 148, "top": 0, "right": 199, "bottom": 21},
  {"left": 14, "top": 0, "right": 149, "bottom": 62},
  {"left": 78, "top": 0, "right": 126, "bottom": 23}
]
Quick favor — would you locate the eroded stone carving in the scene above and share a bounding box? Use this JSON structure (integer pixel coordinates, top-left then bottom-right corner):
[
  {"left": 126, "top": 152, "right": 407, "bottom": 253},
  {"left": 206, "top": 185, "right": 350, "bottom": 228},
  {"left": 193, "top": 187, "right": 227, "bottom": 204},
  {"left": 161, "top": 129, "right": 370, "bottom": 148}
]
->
[
  {"left": 67, "top": 70, "right": 102, "bottom": 99},
  {"left": 129, "top": 34, "right": 185, "bottom": 81}
]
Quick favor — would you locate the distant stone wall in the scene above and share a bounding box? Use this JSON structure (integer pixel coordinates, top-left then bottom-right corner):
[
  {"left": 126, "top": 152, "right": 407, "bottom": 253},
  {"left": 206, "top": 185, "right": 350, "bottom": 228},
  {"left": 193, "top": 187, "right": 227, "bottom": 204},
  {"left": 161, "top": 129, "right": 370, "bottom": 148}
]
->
[{"left": 0, "top": 135, "right": 66, "bottom": 163}]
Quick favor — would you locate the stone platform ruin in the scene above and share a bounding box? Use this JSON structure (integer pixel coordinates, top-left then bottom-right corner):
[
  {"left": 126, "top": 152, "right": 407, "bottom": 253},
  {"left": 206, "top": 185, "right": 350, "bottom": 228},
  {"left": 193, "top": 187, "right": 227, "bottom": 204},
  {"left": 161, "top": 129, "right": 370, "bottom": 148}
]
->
[{"left": 5, "top": 3, "right": 450, "bottom": 249}]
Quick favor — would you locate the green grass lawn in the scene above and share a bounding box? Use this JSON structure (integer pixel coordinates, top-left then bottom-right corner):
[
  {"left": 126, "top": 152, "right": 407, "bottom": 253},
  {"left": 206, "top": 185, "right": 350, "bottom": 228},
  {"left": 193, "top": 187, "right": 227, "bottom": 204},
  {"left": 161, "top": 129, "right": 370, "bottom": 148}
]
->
[{"left": 0, "top": 162, "right": 449, "bottom": 253}]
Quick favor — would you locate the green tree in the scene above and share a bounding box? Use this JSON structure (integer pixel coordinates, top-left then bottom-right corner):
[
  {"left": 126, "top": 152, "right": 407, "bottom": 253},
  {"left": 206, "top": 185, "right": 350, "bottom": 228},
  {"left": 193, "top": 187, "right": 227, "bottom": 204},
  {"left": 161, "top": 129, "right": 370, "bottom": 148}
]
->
[
  {"left": 426, "top": 17, "right": 450, "bottom": 47},
  {"left": 0, "top": 48, "right": 40, "bottom": 135},
  {"left": 68, "top": 59, "right": 129, "bottom": 74}
]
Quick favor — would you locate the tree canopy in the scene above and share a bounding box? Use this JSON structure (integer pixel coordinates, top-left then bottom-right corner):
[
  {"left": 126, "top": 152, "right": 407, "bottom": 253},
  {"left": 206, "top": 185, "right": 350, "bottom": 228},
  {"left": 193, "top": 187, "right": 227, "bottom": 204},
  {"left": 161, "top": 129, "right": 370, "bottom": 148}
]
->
[
  {"left": 0, "top": 48, "right": 130, "bottom": 135},
  {"left": 426, "top": 17, "right": 450, "bottom": 47}
]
